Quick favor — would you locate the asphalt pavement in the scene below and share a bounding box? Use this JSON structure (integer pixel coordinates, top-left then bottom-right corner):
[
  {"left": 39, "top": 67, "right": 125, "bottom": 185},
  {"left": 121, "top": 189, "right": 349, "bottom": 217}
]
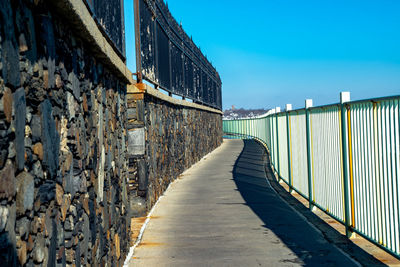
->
[{"left": 129, "top": 139, "right": 359, "bottom": 267}]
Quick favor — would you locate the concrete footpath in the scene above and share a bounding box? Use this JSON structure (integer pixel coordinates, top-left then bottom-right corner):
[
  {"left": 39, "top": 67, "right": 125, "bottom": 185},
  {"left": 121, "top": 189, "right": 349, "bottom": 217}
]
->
[{"left": 128, "top": 139, "right": 359, "bottom": 266}]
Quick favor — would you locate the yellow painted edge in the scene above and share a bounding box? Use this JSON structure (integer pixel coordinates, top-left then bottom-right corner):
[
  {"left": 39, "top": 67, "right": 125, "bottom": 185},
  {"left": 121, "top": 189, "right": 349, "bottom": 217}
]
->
[{"left": 347, "top": 107, "right": 356, "bottom": 227}]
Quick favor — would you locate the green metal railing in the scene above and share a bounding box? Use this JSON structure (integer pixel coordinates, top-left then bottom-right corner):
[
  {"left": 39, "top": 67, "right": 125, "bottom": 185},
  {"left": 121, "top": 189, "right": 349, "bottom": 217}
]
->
[{"left": 223, "top": 92, "right": 400, "bottom": 259}]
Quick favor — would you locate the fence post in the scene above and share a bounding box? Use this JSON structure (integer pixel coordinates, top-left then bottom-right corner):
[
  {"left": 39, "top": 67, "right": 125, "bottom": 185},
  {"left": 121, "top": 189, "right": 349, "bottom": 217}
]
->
[
  {"left": 305, "top": 99, "right": 314, "bottom": 210},
  {"left": 275, "top": 107, "right": 281, "bottom": 180},
  {"left": 340, "top": 92, "right": 354, "bottom": 238},
  {"left": 286, "top": 104, "right": 293, "bottom": 192}
]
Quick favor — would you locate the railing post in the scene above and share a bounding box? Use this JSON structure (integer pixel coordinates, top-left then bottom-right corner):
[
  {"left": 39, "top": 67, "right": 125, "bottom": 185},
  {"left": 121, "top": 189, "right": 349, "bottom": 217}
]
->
[
  {"left": 286, "top": 104, "right": 293, "bottom": 192},
  {"left": 275, "top": 107, "right": 281, "bottom": 180},
  {"left": 340, "top": 92, "right": 354, "bottom": 238},
  {"left": 305, "top": 99, "right": 314, "bottom": 210},
  {"left": 134, "top": 0, "right": 143, "bottom": 84}
]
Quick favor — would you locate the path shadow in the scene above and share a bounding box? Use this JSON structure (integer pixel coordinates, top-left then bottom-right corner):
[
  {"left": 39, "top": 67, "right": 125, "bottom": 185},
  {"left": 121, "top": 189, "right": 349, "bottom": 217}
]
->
[{"left": 232, "top": 139, "right": 387, "bottom": 267}]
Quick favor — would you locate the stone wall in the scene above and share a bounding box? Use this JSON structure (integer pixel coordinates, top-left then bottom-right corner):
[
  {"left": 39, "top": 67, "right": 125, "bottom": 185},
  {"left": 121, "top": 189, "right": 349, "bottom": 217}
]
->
[
  {"left": 0, "top": 0, "right": 223, "bottom": 266},
  {"left": 127, "top": 92, "right": 223, "bottom": 214},
  {"left": 0, "top": 0, "right": 130, "bottom": 266}
]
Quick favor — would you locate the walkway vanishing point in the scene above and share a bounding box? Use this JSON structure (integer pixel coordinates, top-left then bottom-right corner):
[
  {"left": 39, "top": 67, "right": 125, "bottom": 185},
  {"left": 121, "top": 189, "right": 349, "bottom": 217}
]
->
[{"left": 128, "top": 139, "right": 384, "bottom": 266}]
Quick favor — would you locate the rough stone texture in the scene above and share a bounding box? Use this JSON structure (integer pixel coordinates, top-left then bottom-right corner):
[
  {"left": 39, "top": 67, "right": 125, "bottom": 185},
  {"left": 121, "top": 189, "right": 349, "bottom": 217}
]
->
[
  {"left": 15, "top": 172, "right": 34, "bottom": 216},
  {"left": 13, "top": 87, "right": 26, "bottom": 171},
  {"left": 0, "top": 160, "right": 15, "bottom": 200},
  {"left": 0, "top": 0, "right": 130, "bottom": 266},
  {"left": 0, "top": 0, "right": 222, "bottom": 266},
  {"left": 127, "top": 93, "right": 222, "bottom": 213}
]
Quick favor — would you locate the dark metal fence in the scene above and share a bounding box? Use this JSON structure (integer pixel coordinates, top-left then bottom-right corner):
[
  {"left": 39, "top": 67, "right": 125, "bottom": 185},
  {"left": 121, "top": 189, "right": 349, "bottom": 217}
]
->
[
  {"left": 84, "top": 0, "right": 126, "bottom": 59},
  {"left": 135, "top": 0, "right": 222, "bottom": 110}
]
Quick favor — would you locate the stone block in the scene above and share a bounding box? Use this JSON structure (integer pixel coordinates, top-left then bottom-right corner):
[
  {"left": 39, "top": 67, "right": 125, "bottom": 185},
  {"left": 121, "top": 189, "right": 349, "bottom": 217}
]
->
[
  {"left": 97, "top": 145, "right": 105, "bottom": 203},
  {"left": 40, "top": 99, "right": 60, "bottom": 178},
  {"left": 33, "top": 234, "right": 45, "bottom": 263},
  {"left": 13, "top": 88, "right": 26, "bottom": 170},
  {"left": 37, "top": 182, "right": 55, "bottom": 204},
  {"left": 0, "top": 160, "right": 15, "bottom": 200},
  {"left": 128, "top": 128, "right": 145, "bottom": 156},
  {"left": 30, "top": 115, "right": 41, "bottom": 142},
  {"left": 55, "top": 184, "right": 63, "bottom": 206},
  {"left": 39, "top": 15, "right": 55, "bottom": 59},
  {"left": 15, "top": 172, "right": 34, "bottom": 215},
  {"left": 0, "top": 206, "right": 8, "bottom": 232},
  {"left": 65, "top": 171, "right": 84, "bottom": 198},
  {"left": 3, "top": 88, "right": 12, "bottom": 123},
  {"left": 16, "top": 216, "right": 29, "bottom": 239},
  {"left": 32, "top": 142, "right": 43, "bottom": 160},
  {"left": 136, "top": 100, "right": 145, "bottom": 121},
  {"left": 68, "top": 72, "right": 80, "bottom": 101},
  {"left": 1, "top": 38, "right": 20, "bottom": 88},
  {"left": 17, "top": 239, "right": 27, "bottom": 265},
  {"left": 138, "top": 159, "right": 147, "bottom": 192},
  {"left": 115, "top": 233, "right": 120, "bottom": 259}
]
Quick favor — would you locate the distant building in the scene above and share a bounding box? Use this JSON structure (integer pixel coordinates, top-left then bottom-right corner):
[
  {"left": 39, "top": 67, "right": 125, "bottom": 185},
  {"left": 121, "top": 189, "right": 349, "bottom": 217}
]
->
[{"left": 223, "top": 108, "right": 270, "bottom": 120}]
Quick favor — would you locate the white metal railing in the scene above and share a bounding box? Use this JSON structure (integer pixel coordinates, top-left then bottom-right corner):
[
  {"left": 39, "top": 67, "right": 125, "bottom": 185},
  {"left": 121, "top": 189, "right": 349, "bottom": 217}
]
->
[{"left": 223, "top": 92, "right": 400, "bottom": 258}]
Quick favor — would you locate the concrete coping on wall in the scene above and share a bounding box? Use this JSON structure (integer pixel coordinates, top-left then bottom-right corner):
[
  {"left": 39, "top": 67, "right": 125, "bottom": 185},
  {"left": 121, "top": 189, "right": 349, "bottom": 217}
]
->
[
  {"left": 128, "top": 83, "right": 223, "bottom": 115},
  {"left": 52, "top": 0, "right": 135, "bottom": 84}
]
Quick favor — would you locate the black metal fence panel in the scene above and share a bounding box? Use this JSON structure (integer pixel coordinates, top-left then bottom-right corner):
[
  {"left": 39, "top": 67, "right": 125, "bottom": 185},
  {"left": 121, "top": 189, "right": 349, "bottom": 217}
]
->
[
  {"left": 84, "top": 0, "right": 126, "bottom": 58},
  {"left": 135, "top": 0, "right": 222, "bottom": 109}
]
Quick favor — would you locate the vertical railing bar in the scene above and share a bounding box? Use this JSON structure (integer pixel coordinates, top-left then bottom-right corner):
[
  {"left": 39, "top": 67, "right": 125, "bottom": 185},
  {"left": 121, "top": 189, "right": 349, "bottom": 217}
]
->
[
  {"left": 387, "top": 101, "right": 394, "bottom": 250},
  {"left": 359, "top": 104, "right": 365, "bottom": 234},
  {"left": 276, "top": 112, "right": 280, "bottom": 178},
  {"left": 312, "top": 111, "right": 316, "bottom": 206},
  {"left": 323, "top": 110, "right": 328, "bottom": 211},
  {"left": 382, "top": 102, "right": 389, "bottom": 247},
  {"left": 332, "top": 108, "right": 339, "bottom": 217},
  {"left": 328, "top": 109, "right": 333, "bottom": 214},
  {"left": 377, "top": 102, "right": 384, "bottom": 245},
  {"left": 327, "top": 108, "right": 334, "bottom": 214},
  {"left": 386, "top": 101, "right": 392, "bottom": 248},
  {"left": 364, "top": 103, "right": 371, "bottom": 237},
  {"left": 334, "top": 107, "right": 341, "bottom": 218},
  {"left": 340, "top": 92, "right": 353, "bottom": 237},
  {"left": 333, "top": 108, "right": 338, "bottom": 216},
  {"left": 386, "top": 101, "right": 393, "bottom": 250},
  {"left": 347, "top": 104, "right": 356, "bottom": 230},
  {"left": 366, "top": 103, "right": 374, "bottom": 239},
  {"left": 305, "top": 100, "right": 314, "bottom": 210},
  {"left": 369, "top": 102, "right": 377, "bottom": 240},
  {"left": 338, "top": 107, "right": 345, "bottom": 221},
  {"left": 395, "top": 99, "right": 400, "bottom": 254},
  {"left": 315, "top": 110, "right": 320, "bottom": 208},
  {"left": 389, "top": 100, "right": 396, "bottom": 251},
  {"left": 331, "top": 108, "right": 338, "bottom": 216},
  {"left": 322, "top": 110, "right": 327, "bottom": 210},
  {"left": 380, "top": 102, "right": 386, "bottom": 246},
  {"left": 353, "top": 105, "right": 360, "bottom": 232},
  {"left": 361, "top": 103, "right": 370, "bottom": 237},
  {"left": 134, "top": 0, "right": 143, "bottom": 83},
  {"left": 374, "top": 102, "right": 382, "bottom": 244},
  {"left": 286, "top": 107, "right": 293, "bottom": 192},
  {"left": 337, "top": 106, "right": 343, "bottom": 219}
]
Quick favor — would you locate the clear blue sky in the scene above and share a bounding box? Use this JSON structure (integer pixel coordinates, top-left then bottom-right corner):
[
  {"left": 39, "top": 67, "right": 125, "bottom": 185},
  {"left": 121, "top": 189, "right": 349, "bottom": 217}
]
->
[{"left": 124, "top": 0, "right": 400, "bottom": 110}]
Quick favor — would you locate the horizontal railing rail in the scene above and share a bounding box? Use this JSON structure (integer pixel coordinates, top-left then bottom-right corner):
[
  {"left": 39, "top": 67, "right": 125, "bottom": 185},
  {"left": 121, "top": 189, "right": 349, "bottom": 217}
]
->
[{"left": 223, "top": 92, "right": 400, "bottom": 259}]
